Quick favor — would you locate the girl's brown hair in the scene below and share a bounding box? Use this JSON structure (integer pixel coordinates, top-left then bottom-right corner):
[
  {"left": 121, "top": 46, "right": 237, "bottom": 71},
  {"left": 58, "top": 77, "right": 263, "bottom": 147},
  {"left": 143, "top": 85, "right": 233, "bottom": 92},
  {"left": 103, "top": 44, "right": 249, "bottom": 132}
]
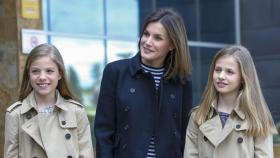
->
[
  {"left": 19, "top": 43, "right": 75, "bottom": 101},
  {"left": 139, "top": 8, "right": 192, "bottom": 83}
]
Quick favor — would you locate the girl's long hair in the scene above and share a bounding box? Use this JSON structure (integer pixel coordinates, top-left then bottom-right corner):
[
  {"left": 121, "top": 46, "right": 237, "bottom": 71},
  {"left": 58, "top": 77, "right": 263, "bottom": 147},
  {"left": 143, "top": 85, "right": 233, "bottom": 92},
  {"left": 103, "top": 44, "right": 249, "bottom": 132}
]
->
[
  {"left": 19, "top": 43, "right": 75, "bottom": 101},
  {"left": 195, "top": 45, "right": 277, "bottom": 137}
]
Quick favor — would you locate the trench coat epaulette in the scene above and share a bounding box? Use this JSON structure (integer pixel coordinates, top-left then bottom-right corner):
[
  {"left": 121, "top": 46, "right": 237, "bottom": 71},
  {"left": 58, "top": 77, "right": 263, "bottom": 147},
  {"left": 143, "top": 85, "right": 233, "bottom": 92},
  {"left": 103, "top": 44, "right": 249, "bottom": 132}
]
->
[
  {"left": 188, "top": 106, "right": 199, "bottom": 116},
  {"left": 66, "top": 99, "right": 84, "bottom": 108},
  {"left": 6, "top": 101, "right": 22, "bottom": 113}
]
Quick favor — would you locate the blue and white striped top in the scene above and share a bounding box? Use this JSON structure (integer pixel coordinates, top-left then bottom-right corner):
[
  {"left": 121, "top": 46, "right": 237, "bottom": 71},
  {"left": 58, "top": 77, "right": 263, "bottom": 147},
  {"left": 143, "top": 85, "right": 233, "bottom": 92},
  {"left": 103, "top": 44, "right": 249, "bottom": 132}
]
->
[
  {"left": 141, "top": 63, "right": 164, "bottom": 158},
  {"left": 141, "top": 64, "right": 164, "bottom": 90}
]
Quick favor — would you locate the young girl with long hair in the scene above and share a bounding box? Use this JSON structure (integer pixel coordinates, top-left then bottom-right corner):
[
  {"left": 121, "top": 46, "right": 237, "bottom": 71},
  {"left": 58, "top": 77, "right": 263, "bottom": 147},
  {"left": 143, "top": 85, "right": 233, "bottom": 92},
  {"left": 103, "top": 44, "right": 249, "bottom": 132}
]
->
[
  {"left": 4, "top": 43, "right": 94, "bottom": 158},
  {"left": 184, "top": 45, "right": 277, "bottom": 158}
]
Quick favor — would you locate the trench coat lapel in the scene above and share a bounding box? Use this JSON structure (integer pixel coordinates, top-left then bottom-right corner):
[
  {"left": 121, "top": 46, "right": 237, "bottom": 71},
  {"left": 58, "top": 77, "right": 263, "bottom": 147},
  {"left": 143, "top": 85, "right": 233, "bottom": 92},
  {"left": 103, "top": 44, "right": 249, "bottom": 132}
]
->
[
  {"left": 199, "top": 115, "right": 235, "bottom": 147},
  {"left": 21, "top": 115, "right": 45, "bottom": 149},
  {"left": 57, "top": 105, "right": 77, "bottom": 128},
  {"left": 21, "top": 92, "right": 45, "bottom": 149}
]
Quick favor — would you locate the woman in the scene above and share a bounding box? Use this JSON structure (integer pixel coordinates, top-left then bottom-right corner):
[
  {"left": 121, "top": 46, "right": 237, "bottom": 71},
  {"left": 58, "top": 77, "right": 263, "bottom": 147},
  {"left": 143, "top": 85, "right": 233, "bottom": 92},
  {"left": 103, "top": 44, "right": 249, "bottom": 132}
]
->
[
  {"left": 94, "top": 8, "right": 192, "bottom": 158},
  {"left": 4, "top": 43, "right": 94, "bottom": 158}
]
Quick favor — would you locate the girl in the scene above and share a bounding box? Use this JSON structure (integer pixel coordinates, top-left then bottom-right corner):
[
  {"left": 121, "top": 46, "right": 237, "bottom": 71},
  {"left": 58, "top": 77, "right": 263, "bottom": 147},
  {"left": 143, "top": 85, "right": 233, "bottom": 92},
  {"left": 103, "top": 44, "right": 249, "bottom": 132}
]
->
[
  {"left": 94, "top": 8, "right": 192, "bottom": 158},
  {"left": 184, "top": 45, "right": 277, "bottom": 158},
  {"left": 4, "top": 43, "right": 94, "bottom": 158}
]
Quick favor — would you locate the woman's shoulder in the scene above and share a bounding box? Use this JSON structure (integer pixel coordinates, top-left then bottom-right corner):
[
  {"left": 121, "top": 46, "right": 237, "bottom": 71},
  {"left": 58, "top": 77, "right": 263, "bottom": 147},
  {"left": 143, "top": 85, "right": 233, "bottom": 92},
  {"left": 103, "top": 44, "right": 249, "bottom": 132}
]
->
[
  {"left": 62, "top": 99, "right": 89, "bottom": 116},
  {"left": 105, "top": 53, "right": 139, "bottom": 70},
  {"left": 106, "top": 58, "right": 130, "bottom": 68},
  {"left": 6, "top": 101, "right": 22, "bottom": 113},
  {"left": 189, "top": 106, "right": 199, "bottom": 117},
  {"left": 64, "top": 99, "right": 84, "bottom": 109},
  {"left": 102, "top": 59, "right": 130, "bottom": 74}
]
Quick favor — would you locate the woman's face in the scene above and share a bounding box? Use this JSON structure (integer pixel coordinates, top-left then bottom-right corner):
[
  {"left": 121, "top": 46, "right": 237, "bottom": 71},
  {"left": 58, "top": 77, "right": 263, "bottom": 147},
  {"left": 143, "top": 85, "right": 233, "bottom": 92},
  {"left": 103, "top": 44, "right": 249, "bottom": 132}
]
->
[
  {"left": 140, "top": 22, "right": 174, "bottom": 68},
  {"left": 213, "top": 55, "right": 242, "bottom": 97},
  {"left": 29, "top": 56, "right": 61, "bottom": 99}
]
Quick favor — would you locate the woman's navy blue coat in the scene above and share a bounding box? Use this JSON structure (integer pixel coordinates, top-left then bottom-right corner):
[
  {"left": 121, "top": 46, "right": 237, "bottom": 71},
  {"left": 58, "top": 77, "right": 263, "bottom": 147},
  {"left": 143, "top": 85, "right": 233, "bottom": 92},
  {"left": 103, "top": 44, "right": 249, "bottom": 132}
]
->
[{"left": 94, "top": 53, "right": 192, "bottom": 158}]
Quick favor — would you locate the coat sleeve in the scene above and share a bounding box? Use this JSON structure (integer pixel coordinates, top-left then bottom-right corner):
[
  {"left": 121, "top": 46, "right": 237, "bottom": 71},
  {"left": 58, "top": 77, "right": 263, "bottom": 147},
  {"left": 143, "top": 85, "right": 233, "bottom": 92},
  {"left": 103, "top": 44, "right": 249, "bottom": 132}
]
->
[
  {"left": 254, "top": 135, "right": 274, "bottom": 158},
  {"left": 77, "top": 108, "right": 95, "bottom": 158},
  {"left": 94, "top": 63, "right": 117, "bottom": 158},
  {"left": 183, "top": 112, "right": 199, "bottom": 158},
  {"left": 4, "top": 111, "right": 19, "bottom": 158},
  {"left": 181, "top": 80, "right": 193, "bottom": 154}
]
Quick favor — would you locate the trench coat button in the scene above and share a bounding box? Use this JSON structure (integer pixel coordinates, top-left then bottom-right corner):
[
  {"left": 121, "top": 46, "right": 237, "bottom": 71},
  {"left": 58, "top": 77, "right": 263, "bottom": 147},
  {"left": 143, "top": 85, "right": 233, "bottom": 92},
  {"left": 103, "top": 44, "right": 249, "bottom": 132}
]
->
[
  {"left": 26, "top": 113, "right": 32, "bottom": 119},
  {"left": 65, "top": 133, "right": 71, "bottom": 140},
  {"left": 122, "top": 143, "right": 127, "bottom": 150},
  {"left": 236, "top": 124, "right": 241, "bottom": 129},
  {"left": 203, "top": 136, "right": 208, "bottom": 141},
  {"left": 67, "top": 156, "right": 72, "bottom": 158},
  {"left": 130, "top": 88, "right": 135, "bottom": 93},
  {"left": 237, "top": 137, "right": 243, "bottom": 143},
  {"left": 170, "top": 94, "right": 175, "bottom": 99},
  {"left": 61, "top": 121, "right": 66, "bottom": 125},
  {"left": 124, "top": 124, "right": 129, "bottom": 131},
  {"left": 124, "top": 106, "right": 130, "bottom": 112}
]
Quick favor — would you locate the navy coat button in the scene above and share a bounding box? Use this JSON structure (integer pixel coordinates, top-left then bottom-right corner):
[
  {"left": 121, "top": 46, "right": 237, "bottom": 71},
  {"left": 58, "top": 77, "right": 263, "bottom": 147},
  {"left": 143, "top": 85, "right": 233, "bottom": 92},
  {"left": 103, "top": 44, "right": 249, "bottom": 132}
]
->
[
  {"left": 61, "top": 121, "right": 66, "bottom": 125},
  {"left": 170, "top": 94, "right": 175, "bottom": 99},
  {"left": 236, "top": 124, "right": 241, "bottom": 129},
  {"left": 130, "top": 88, "right": 135, "bottom": 93},
  {"left": 122, "top": 143, "right": 127, "bottom": 150},
  {"left": 26, "top": 113, "right": 32, "bottom": 119},
  {"left": 67, "top": 156, "right": 72, "bottom": 158},
  {"left": 237, "top": 137, "right": 243, "bottom": 143},
  {"left": 65, "top": 133, "right": 71, "bottom": 140},
  {"left": 124, "top": 106, "right": 130, "bottom": 112},
  {"left": 124, "top": 124, "right": 129, "bottom": 131},
  {"left": 203, "top": 136, "right": 208, "bottom": 141}
]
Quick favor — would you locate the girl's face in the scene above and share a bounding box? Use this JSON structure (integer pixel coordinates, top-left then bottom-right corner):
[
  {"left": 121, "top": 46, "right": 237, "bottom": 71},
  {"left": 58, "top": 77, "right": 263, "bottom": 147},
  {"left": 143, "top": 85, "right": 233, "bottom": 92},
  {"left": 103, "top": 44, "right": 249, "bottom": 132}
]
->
[
  {"left": 29, "top": 56, "right": 61, "bottom": 99},
  {"left": 213, "top": 55, "right": 242, "bottom": 97},
  {"left": 140, "top": 22, "right": 174, "bottom": 68}
]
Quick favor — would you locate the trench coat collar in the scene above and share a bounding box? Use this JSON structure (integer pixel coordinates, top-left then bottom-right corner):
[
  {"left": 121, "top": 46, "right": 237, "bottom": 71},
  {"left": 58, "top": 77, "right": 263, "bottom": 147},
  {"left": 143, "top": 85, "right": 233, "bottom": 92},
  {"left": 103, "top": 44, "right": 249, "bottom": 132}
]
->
[
  {"left": 129, "top": 52, "right": 180, "bottom": 82},
  {"left": 201, "top": 100, "right": 235, "bottom": 147},
  {"left": 201, "top": 92, "right": 246, "bottom": 146},
  {"left": 20, "top": 90, "right": 66, "bottom": 114},
  {"left": 20, "top": 91, "right": 37, "bottom": 114},
  {"left": 21, "top": 90, "right": 77, "bottom": 150},
  {"left": 208, "top": 92, "right": 245, "bottom": 120}
]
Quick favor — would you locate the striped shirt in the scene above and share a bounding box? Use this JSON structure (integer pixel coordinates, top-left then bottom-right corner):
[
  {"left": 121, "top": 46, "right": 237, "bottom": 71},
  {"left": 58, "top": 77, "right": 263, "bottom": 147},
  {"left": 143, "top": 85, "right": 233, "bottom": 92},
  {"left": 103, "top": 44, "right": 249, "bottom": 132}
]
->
[
  {"left": 218, "top": 112, "right": 230, "bottom": 128},
  {"left": 141, "top": 63, "right": 164, "bottom": 158},
  {"left": 141, "top": 64, "right": 164, "bottom": 90}
]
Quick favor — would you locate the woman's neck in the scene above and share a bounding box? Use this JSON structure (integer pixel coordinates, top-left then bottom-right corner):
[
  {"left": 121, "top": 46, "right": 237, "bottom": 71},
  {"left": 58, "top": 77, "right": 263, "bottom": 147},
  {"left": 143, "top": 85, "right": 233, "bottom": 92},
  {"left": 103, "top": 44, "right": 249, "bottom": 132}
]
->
[
  {"left": 34, "top": 92, "right": 56, "bottom": 107},
  {"left": 217, "top": 93, "right": 239, "bottom": 114}
]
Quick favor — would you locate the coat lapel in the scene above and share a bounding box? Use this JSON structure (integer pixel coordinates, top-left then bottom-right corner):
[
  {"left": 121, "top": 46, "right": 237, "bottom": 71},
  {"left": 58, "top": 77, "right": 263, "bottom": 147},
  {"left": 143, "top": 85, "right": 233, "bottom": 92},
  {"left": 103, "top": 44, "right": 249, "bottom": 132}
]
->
[
  {"left": 58, "top": 108, "right": 77, "bottom": 128},
  {"left": 200, "top": 115, "right": 235, "bottom": 147},
  {"left": 21, "top": 92, "right": 45, "bottom": 149},
  {"left": 21, "top": 115, "right": 45, "bottom": 149}
]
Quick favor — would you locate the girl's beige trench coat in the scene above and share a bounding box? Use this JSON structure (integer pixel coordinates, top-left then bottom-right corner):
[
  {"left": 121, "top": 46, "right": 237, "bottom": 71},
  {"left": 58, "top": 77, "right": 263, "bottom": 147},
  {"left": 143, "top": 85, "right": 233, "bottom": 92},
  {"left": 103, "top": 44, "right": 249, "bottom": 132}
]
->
[
  {"left": 4, "top": 91, "right": 94, "bottom": 158},
  {"left": 184, "top": 105, "right": 274, "bottom": 158}
]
